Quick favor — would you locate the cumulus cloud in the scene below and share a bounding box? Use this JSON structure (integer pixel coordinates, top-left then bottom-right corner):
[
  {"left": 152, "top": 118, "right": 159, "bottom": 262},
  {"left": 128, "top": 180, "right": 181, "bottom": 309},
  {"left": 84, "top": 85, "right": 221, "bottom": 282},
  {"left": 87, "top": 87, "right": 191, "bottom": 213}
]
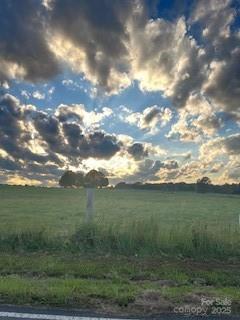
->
[
  {"left": 55, "top": 103, "right": 112, "bottom": 128},
  {"left": 32, "top": 91, "right": 46, "bottom": 100},
  {"left": 200, "top": 133, "right": 240, "bottom": 162},
  {"left": 127, "top": 142, "right": 148, "bottom": 160},
  {"left": 130, "top": 16, "right": 206, "bottom": 107},
  {"left": 225, "top": 159, "right": 240, "bottom": 181},
  {"left": 0, "top": 0, "right": 239, "bottom": 115},
  {"left": 48, "top": 0, "right": 134, "bottom": 94},
  {"left": 128, "top": 159, "right": 163, "bottom": 182},
  {"left": 190, "top": 0, "right": 240, "bottom": 113},
  {"left": 0, "top": 94, "right": 167, "bottom": 185},
  {"left": 0, "top": 94, "right": 46, "bottom": 163},
  {"left": 125, "top": 105, "right": 172, "bottom": 134},
  {"left": 0, "top": 0, "right": 239, "bottom": 185},
  {"left": 167, "top": 111, "right": 223, "bottom": 142},
  {"left": 203, "top": 49, "right": 240, "bottom": 112},
  {"left": 130, "top": 0, "right": 240, "bottom": 118},
  {"left": 0, "top": 81, "right": 9, "bottom": 89},
  {"left": 0, "top": 93, "right": 236, "bottom": 185},
  {"left": 0, "top": 0, "right": 133, "bottom": 93},
  {"left": 123, "top": 158, "right": 180, "bottom": 183},
  {"left": 167, "top": 94, "right": 224, "bottom": 142},
  {"left": 0, "top": 94, "right": 123, "bottom": 182},
  {"left": 0, "top": 0, "right": 59, "bottom": 82}
]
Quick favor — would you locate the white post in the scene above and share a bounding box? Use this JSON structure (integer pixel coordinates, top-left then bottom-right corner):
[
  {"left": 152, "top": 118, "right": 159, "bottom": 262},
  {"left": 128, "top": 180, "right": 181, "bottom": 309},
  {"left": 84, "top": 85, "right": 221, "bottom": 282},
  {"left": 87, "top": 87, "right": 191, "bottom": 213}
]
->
[{"left": 86, "top": 188, "right": 94, "bottom": 223}]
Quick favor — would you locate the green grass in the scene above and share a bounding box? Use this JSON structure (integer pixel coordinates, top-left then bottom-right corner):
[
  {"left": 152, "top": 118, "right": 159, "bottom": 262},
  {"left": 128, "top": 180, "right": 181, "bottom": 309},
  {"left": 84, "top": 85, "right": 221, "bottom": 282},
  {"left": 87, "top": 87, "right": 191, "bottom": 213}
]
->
[
  {"left": 0, "top": 254, "right": 239, "bottom": 286},
  {"left": 0, "top": 185, "right": 239, "bottom": 258},
  {"left": 0, "top": 275, "right": 138, "bottom": 307},
  {"left": 1, "top": 186, "right": 240, "bottom": 234},
  {"left": 0, "top": 253, "right": 239, "bottom": 314},
  {"left": 0, "top": 185, "right": 240, "bottom": 314}
]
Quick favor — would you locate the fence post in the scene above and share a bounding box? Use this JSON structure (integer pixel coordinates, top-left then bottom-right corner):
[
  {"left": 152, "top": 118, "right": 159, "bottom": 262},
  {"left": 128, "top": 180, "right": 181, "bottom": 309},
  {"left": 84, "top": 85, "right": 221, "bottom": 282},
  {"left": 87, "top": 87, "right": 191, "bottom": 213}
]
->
[{"left": 86, "top": 188, "right": 94, "bottom": 223}]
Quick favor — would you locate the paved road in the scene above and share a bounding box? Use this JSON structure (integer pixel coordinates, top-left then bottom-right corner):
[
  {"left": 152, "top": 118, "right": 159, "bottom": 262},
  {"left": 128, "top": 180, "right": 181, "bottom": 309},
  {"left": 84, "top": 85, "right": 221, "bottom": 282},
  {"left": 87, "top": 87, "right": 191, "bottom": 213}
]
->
[{"left": 0, "top": 305, "right": 239, "bottom": 320}]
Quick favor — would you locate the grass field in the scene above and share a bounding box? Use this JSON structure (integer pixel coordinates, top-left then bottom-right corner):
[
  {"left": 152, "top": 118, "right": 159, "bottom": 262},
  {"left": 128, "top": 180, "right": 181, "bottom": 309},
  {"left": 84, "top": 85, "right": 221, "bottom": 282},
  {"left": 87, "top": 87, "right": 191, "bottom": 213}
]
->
[
  {"left": 0, "top": 185, "right": 240, "bottom": 258},
  {"left": 0, "top": 185, "right": 240, "bottom": 315}
]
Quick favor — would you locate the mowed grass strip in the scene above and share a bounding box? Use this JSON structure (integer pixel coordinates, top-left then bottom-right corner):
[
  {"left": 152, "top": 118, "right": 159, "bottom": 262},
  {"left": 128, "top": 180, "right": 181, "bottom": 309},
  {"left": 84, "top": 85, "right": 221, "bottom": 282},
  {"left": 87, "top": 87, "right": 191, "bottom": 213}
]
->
[
  {"left": 0, "top": 275, "right": 138, "bottom": 307},
  {"left": 0, "top": 253, "right": 239, "bottom": 313},
  {"left": 0, "top": 253, "right": 239, "bottom": 287}
]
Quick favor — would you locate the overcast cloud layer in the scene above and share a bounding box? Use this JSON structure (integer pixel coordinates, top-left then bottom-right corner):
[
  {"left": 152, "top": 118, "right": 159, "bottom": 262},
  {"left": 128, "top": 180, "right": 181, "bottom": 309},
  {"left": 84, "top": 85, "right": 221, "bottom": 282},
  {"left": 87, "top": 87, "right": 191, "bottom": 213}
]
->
[{"left": 0, "top": 0, "right": 239, "bottom": 185}]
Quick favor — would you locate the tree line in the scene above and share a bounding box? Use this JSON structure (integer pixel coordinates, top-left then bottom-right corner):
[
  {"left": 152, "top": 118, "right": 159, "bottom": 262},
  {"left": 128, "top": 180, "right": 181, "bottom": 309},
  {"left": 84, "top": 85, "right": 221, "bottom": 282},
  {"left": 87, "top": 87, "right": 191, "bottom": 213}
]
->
[
  {"left": 115, "top": 177, "right": 240, "bottom": 194},
  {"left": 59, "top": 172, "right": 240, "bottom": 195}
]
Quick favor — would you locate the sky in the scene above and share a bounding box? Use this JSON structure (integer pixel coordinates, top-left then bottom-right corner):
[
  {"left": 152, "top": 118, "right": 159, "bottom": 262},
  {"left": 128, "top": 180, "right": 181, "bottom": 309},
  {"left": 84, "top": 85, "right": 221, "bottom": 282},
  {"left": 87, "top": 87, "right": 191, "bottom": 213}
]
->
[{"left": 0, "top": 0, "right": 239, "bottom": 186}]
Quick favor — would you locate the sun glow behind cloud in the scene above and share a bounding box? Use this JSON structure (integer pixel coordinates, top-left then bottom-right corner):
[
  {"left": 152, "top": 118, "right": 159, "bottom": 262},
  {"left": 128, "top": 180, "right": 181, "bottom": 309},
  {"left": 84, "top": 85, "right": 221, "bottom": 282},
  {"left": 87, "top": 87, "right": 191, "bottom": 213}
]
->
[{"left": 0, "top": 0, "right": 239, "bottom": 186}]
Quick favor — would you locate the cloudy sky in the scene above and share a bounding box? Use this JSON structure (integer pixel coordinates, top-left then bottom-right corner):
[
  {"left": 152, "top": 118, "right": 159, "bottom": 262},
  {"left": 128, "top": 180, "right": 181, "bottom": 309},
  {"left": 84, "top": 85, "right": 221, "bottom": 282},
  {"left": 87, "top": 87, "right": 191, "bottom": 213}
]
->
[{"left": 0, "top": 0, "right": 239, "bottom": 186}]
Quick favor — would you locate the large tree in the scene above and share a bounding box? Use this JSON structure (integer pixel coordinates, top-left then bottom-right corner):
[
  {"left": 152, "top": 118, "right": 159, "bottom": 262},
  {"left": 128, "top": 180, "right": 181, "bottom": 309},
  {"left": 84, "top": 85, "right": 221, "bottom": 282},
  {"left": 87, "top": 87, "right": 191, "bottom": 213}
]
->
[
  {"left": 59, "top": 170, "right": 76, "bottom": 188},
  {"left": 59, "top": 169, "right": 109, "bottom": 222},
  {"left": 197, "top": 177, "right": 212, "bottom": 185},
  {"left": 75, "top": 172, "right": 85, "bottom": 187}
]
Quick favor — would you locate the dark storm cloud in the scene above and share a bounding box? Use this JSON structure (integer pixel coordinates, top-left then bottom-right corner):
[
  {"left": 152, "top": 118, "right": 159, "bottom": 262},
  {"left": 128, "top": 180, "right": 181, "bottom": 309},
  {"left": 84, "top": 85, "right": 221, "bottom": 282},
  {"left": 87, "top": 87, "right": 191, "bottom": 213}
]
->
[
  {"left": 83, "top": 132, "right": 121, "bottom": 159},
  {"left": 170, "top": 49, "right": 206, "bottom": 109},
  {"left": 0, "top": 94, "right": 122, "bottom": 182},
  {"left": 0, "top": 0, "right": 138, "bottom": 91},
  {"left": 27, "top": 162, "right": 65, "bottom": 177},
  {"left": 189, "top": 0, "right": 240, "bottom": 113},
  {"left": 0, "top": 95, "right": 22, "bottom": 139},
  {"left": 204, "top": 49, "right": 240, "bottom": 112},
  {"left": 33, "top": 108, "right": 121, "bottom": 159},
  {"left": 0, "top": 0, "right": 239, "bottom": 118},
  {"left": 0, "top": 0, "right": 59, "bottom": 82},
  {"left": 127, "top": 143, "right": 148, "bottom": 160},
  {"left": 62, "top": 123, "right": 121, "bottom": 159},
  {"left": 131, "top": 0, "right": 240, "bottom": 121},
  {"left": 50, "top": 0, "right": 134, "bottom": 91},
  {"left": 0, "top": 94, "right": 31, "bottom": 157},
  {"left": 0, "top": 94, "right": 62, "bottom": 166},
  {"left": 62, "top": 122, "right": 83, "bottom": 148},
  {"left": 33, "top": 111, "right": 64, "bottom": 153},
  {"left": 0, "top": 158, "right": 21, "bottom": 171}
]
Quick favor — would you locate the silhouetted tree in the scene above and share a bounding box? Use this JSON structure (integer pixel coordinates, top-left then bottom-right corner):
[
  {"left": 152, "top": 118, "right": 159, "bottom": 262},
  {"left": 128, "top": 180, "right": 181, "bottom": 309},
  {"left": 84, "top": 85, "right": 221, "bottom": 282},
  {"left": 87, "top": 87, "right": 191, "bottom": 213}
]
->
[
  {"left": 75, "top": 172, "right": 85, "bottom": 187},
  {"left": 84, "top": 170, "right": 109, "bottom": 188},
  {"left": 59, "top": 170, "right": 76, "bottom": 188},
  {"left": 98, "top": 172, "right": 109, "bottom": 188},
  {"left": 196, "top": 176, "right": 211, "bottom": 193},
  {"left": 115, "top": 182, "right": 127, "bottom": 189},
  {"left": 197, "top": 177, "right": 212, "bottom": 185},
  {"left": 114, "top": 180, "right": 240, "bottom": 194},
  {"left": 59, "top": 169, "right": 109, "bottom": 222}
]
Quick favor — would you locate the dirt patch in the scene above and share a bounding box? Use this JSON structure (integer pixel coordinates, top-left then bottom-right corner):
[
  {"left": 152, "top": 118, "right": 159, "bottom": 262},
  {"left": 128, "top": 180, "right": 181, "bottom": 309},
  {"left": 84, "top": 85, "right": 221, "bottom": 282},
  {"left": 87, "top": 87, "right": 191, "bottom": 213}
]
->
[
  {"left": 183, "top": 292, "right": 212, "bottom": 304},
  {"left": 128, "top": 289, "right": 173, "bottom": 314}
]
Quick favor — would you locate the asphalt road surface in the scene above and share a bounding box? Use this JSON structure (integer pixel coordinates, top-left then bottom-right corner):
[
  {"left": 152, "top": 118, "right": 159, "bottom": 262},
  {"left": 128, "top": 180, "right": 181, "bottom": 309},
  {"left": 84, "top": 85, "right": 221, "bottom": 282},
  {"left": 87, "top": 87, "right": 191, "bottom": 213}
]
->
[{"left": 0, "top": 305, "right": 239, "bottom": 320}]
